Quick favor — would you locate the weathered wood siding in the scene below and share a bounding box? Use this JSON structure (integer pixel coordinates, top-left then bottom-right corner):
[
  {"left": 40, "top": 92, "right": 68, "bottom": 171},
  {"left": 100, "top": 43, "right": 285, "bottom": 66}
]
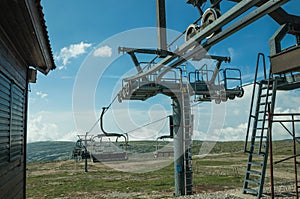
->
[{"left": 0, "top": 33, "right": 27, "bottom": 198}]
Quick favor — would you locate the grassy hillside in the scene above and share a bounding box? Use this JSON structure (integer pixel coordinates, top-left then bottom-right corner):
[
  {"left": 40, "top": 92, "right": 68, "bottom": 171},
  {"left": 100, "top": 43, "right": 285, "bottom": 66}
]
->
[
  {"left": 26, "top": 140, "right": 244, "bottom": 163},
  {"left": 27, "top": 141, "right": 75, "bottom": 162},
  {"left": 26, "top": 140, "right": 300, "bottom": 198},
  {"left": 26, "top": 140, "right": 296, "bottom": 162}
]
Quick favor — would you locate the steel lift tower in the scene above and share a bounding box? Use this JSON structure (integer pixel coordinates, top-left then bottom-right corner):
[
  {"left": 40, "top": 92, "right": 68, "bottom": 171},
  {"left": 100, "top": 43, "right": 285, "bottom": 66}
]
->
[
  {"left": 243, "top": 8, "right": 300, "bottom": 199},
  {"left": 115, "top": 0, "right": 298, "bottom": 196}
]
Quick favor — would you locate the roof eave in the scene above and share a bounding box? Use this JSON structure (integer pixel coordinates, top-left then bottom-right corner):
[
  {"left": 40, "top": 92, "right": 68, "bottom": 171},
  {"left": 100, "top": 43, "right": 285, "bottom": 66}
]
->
[{"left": 25, "top": 0, "right": 56, "bottom": 75}]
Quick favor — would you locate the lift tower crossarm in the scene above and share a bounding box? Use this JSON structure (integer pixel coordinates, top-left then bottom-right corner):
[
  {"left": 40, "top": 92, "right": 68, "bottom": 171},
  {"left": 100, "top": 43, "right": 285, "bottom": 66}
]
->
[
  {"left": 128, "top": 52, "right": 143, "bottom": 73},
  {"left": 176, "top": 0, "right": 262, "bottom": 53},
  {"left": 203, "top": 0, "right": 290, "bottom": 46},
  {"left": 119, "top": 47, "right": 175, "bottom": 57},
  {"left": 155, "top": 0, "right": 288, "bottom": 81},
  {"left": 121, "top": 0, "right": 278, "bottom": 83},
  {"left": 174, "top": 0, "right": 288, "bottom": 65}
]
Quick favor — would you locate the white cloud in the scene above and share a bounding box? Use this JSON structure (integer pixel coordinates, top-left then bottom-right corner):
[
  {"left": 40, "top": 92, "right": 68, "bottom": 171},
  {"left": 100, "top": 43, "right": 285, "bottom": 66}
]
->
[
  {"left": 218, "top": 123, "right": 248, "bottom": 141},
  {"left": 27, "top": 114, "right": 58, "bottom": 143},
  {"left": 189, "top": 84, "right": 300, "bottom": 141},
  {"left": 93, "top": 45, "right": 112, "bottom": 57},
  {"left": 27, "top": 111, "right": 78, "bottom": 143},
  {"left": 27, "top": 107, "right": 171, "bottom": 143},
  {"left": 27, "top": 85, "right": 300, "bottom": 143},
  {"left": 228, "top": 47, "right": 235, "bottom": 59},
  {"left": 58, "top": 130, "right": 79, "bottom": 142},
  {"left": 58, "top": 65, "right": 65, "bottom": 70},
  {"left": 36, "top": 91, "right": 48, "bottom": 99},
  {"left": 55, "top": 41, "right": 92, "bottom": 70}
]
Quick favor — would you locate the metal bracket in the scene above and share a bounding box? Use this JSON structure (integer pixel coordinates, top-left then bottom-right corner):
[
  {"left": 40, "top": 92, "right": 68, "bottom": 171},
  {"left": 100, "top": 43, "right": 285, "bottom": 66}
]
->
[{"left": 270, "top": 23, "right": 289, "bottom": 56}]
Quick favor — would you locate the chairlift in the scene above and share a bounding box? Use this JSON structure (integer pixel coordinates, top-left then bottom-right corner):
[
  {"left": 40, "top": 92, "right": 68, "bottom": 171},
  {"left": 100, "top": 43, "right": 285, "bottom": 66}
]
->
[
  {"left": 155, "top": 115, "right": 174, "bottom": 158},
  {"left": 155, "top": 137, "right": 174, "bottom": 158},
  {"left": 71, "top": 139, "right": 84, "bottom": 160},
  {"left": 90, "top": 107, "right": 129, "bottom": 162},
  {"left": 188, "top": 55, "right": 244, "bottom": 103}
]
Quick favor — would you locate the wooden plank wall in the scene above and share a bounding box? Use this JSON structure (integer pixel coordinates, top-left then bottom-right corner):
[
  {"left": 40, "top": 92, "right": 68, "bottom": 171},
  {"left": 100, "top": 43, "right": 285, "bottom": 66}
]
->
[{"left": 0, "top": 29, "right": 27, "bottom": 198}]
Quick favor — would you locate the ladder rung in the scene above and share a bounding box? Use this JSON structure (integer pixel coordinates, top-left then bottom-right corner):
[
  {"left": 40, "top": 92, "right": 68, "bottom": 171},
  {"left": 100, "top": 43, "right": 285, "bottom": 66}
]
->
[
  {"left": 258, "top": 109, "right": 269, "bottom": 114},
  {"left": 246, "top": 179, "right": 260, "bottom": 185},
  {"left": 244, "top": 188, "right": 258, "bottom": 195},
  {"left": 255, "top": 136, "right": 267, "bottom": 139},
  {"left": 261, "top": 85, "right": 273, "bottom": 89},
  {"left": 254, "top": 126, "right": 265, "bottom": 130},
  {"left": 247, "top": 170, "right": 262, "bottom": 175},
  {"left": 261, "top": 87, "right": 270, "bottom": 90},
  {"left": 254, "top": 127, "right": 263, "bottom": 130},
  {"left": 248, "top": 161, "right": 263, "bottom": 166},
  {"left": 260, "top": 93, "right": 272, "bottom": 98},
  {"left": 259, "top": 102, "right": 267, "bottom": 106},
  {"left": 251, "top": 153, "right": 265, "bottom": 157},
  {"left": 257, "top": 119, "right": 267, "bottom": 122}
]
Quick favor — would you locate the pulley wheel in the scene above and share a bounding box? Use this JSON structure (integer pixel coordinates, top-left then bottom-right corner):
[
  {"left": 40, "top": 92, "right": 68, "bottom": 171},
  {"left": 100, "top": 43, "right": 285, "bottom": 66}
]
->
[
  {"left": 201, "top": 8, "right": 221, "bottom": 39},
  {"left": 185, "top": 24, "right": 200, "bottom": 42}
]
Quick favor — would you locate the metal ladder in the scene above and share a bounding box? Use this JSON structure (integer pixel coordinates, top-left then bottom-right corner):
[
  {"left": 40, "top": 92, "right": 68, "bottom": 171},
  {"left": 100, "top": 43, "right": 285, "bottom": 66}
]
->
[
  {"left": 243, "top": 53, "right": 277, "bottom": 198},
  {"left": 243, "top": 79, "right": 277, "bottom": 198},
  {"left": 181, "top": 82, "right": 193, "bottom": 195}
]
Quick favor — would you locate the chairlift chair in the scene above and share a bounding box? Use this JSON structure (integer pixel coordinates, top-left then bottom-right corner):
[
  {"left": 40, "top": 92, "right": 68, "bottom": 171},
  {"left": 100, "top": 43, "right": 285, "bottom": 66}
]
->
[
  {"left": 154, "top": 115, "right": 174, "bottom": 158},
  {"left": 188, "top": 55, "right": 244, "bottom": 103},
  {"left": 155, "top": 136, "right": 174, "bottom": 158},
  {"left": 90, "top": 107, "right": 129, "bottom": 162},
  {"left": 71, "top": 139, "right": 84, "bottom": 160}
]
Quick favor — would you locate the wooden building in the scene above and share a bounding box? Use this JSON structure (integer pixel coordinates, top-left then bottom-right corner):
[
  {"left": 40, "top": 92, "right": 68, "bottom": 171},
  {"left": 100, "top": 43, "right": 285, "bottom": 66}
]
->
[{"left": 0, "top": 0, "right": 55, "bottom": 198}]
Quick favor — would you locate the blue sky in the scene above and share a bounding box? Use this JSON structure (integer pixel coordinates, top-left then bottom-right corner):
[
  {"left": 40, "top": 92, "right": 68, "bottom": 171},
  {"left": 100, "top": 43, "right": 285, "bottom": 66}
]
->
[{"left": 27, "top": 0, "right": 300, "bottom": 143}]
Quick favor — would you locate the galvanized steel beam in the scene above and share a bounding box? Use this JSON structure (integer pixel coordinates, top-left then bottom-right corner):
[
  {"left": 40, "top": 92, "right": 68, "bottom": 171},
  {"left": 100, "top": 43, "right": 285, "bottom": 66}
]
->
[
  {"left": 269, "top": 24, "right": 289, "bottom": 56},
  {"left": 156, "top": 0, "right": 167, "bottom": 53},
  {"left": 123, "top": 0, "right": 268, "bottom": 82},
  {"left": 172, "top": 97, "right": 185, "bottom": 196},
  {"left": 164, "top": 0, "right": 289, "bottom": 72}
]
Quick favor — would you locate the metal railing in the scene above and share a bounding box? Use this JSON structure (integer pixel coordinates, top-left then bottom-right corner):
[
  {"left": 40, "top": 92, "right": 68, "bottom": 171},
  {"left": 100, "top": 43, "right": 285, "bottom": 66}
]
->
[{"left": 269, "top": 112, "right": 300, "bottom": 198}]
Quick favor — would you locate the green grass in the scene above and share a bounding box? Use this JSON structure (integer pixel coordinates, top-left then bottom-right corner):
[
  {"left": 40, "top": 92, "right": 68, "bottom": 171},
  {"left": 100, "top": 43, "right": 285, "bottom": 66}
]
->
[
  {"left": 26, "top": 141, "right": 299, "bottom": 198},
  {"left": 27, "top": 161, "right": 175, "bottom": 198}
]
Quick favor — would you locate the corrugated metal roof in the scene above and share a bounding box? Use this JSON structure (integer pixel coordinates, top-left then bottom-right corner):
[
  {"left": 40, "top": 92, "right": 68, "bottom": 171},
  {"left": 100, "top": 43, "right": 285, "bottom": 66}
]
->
[
  {"left": 35, "top": 0, "right": 56, "bottom": 72},
  {"left": 0, "top": 0, "right": 56, "bottom": 75}
]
